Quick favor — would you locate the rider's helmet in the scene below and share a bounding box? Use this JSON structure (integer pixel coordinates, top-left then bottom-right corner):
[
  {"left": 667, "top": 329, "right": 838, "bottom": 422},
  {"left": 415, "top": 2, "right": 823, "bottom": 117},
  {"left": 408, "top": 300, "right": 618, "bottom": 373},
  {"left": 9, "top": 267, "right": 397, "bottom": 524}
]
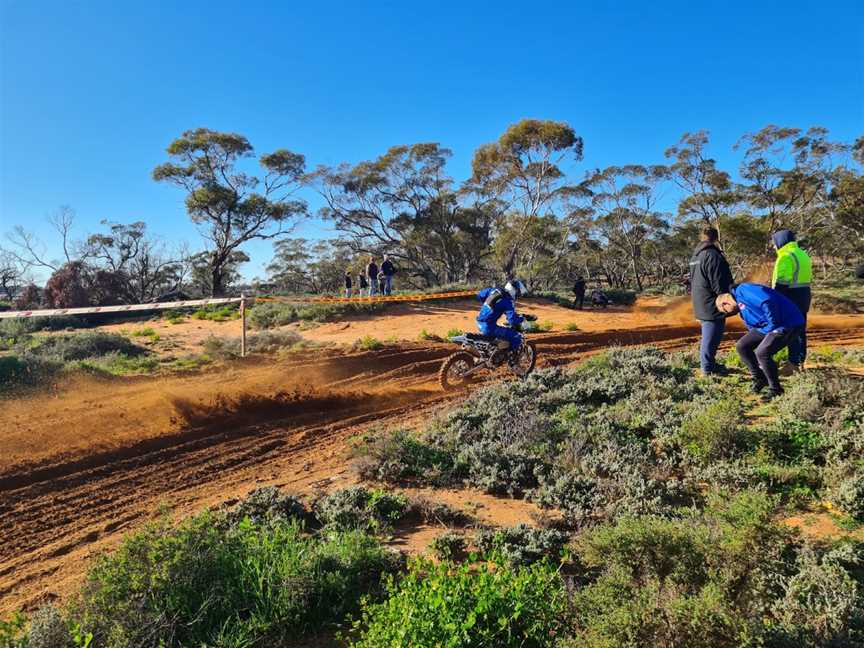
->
[{"left": 504, "top": 279, "right": 528, "bottom": 301}]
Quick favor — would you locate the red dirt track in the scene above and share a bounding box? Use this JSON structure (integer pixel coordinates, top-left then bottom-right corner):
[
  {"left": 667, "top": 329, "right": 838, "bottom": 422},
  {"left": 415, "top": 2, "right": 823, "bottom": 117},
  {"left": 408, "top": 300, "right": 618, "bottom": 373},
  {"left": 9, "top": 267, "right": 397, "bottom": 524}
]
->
[{"left": 3, "top": 308, "right": 864, "bottom": 613}]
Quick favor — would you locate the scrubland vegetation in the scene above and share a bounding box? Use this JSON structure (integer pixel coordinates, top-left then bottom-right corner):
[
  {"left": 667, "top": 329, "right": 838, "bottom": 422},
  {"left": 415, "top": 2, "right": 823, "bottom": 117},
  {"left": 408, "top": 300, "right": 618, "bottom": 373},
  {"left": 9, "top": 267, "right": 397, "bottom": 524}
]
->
[{"left": 4, "top": 346, "right": 864, "bottom": 647}]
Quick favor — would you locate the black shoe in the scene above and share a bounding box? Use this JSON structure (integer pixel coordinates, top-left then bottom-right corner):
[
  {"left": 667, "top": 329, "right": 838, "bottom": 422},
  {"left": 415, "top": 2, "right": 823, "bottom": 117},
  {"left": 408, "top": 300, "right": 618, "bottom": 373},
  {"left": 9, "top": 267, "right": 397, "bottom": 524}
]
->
[
  {"left": 762, "top": 388, "right": 784, "bottom": 402},
  {"left": 704, "top": 364, "right": 730, "bottom": 377},
  {"left": 751, "top": 378, "right": 768, "bottom": 394}
]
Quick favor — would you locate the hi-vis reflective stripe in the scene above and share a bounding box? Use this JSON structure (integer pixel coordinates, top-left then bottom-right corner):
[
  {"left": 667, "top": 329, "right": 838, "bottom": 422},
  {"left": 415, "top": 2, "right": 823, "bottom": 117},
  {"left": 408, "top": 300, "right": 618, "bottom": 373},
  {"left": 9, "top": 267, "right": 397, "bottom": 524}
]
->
[{"left": 0, "top": 297, "right": 243, "bottom": 319}]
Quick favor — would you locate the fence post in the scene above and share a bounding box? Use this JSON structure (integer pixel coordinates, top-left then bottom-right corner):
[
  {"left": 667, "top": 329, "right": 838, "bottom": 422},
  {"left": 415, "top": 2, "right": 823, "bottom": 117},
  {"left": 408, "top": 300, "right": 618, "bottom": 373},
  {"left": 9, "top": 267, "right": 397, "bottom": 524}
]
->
[{"left": 240, "top": 294, "right": 247, "bottom": 358}]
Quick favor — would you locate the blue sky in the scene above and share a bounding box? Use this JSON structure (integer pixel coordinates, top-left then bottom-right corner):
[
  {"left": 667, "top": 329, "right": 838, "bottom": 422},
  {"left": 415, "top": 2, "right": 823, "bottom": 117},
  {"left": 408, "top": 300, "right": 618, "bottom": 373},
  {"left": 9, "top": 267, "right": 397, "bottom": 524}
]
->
[{"left": 1, "top": 0, "right": 862, "bottom": 281}]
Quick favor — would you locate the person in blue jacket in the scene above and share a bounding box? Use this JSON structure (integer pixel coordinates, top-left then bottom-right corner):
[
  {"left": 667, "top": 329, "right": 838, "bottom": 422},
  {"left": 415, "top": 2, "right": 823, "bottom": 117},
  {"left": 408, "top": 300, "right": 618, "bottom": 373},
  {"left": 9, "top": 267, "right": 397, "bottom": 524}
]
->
[
  {"left": 715, "top": 283, "right": 805, "bottom": 400},
  {"left": 476, "top": 279, "right": 528, "bottom": 361}
]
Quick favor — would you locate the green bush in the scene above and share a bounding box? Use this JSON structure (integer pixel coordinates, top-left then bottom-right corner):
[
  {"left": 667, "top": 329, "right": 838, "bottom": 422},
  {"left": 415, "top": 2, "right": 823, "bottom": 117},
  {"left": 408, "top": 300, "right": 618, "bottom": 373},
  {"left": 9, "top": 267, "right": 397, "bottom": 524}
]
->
[
  {"left": 68, "top": 511, "right": 400, "bottom": 647},
  {"left": 678, "top": 396, "right": 748, "bottom": 461},
  {"left": 569, "top": 491, "right": 799, "bottom": 647},
  {"left": 428, "top": 531, "right": 467, "bottom": 561},
  {"left": 474, "top": 524, "right": 569, "bottom": 566},
  {"left": 314, "top": 487, "right": 408, "bottom": 533},
  {"left": 25, "top": 332, "right": 146, "bottom": 363},
  {"left": 348, "top": 558, "right": 569, "bottom": 647},
  {"left": 248, "top": 301, "right": 385, "bottom": 330}
]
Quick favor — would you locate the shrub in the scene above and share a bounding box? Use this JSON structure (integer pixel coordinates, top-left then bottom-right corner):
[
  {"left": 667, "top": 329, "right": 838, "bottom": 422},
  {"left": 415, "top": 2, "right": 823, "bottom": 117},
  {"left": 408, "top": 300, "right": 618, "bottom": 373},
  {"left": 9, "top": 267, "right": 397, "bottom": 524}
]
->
[
  {"left": 25, "top": 605, "right": 73, "bottom": 648},
  {"left": 348, "top": 558, "right": 569, "bottom": 647},
  {"left": 564, "top": 322, "right": 579, "bottom": 331},
  {"left": 605, "top": 288, "right": 637, "bottom": 305},
  {"left": 354, "top": 335, "right": 383, "bottom": 351},
  {"left": 428, "top": 531, "right": 467, "bottom": 561},
  {"left": 354, "top": 430, "right": 457, "bottom": 484},
  {"left": 445, "top": 327, "right": 463, "bottom": 338},
  {"left": 69, "top": 511, "right": 400, "bottom": 647},
  {"left": 26, "top": 332, "right": 147, "bottom": 363},
  {"left": 569, "top": 491, "right": 799, "bottom": 647},
  {"left": 678, "top": 396, "right": 748, "bottom": 461},
  {"left": 226, "top": 486, "right": 308, "bottom": 526},
  {"left": 314, "top": 487, "right": 408, "bottom": 533},
  {"left": 474, "top": 524, "right": 569, "bottom": 566}
]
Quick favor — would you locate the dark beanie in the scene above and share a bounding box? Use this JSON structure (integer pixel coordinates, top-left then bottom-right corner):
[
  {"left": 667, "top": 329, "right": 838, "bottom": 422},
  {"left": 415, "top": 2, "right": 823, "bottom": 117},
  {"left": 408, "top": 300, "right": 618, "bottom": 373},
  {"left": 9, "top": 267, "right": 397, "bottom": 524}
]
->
[{"left": 772, "top": 230, "right": 796, "bottom": 248}]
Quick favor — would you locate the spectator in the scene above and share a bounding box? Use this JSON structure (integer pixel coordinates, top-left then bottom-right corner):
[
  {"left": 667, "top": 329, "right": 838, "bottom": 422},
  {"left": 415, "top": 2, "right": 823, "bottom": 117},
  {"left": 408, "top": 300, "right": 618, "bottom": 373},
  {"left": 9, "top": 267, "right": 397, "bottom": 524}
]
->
[
  {"left": 381, "top": 254, "right": 397, "bottom": 295},
  {"left": 689, "top": 227, "right": 734, "bottom": 377},
  {"left": 572, "top": 276, "right": 586, "bottom": 309},
  {"left": 358, "top": 273, "right": 368, "bottom": 297},
  {"left": 856, "top": 264, "right": 864, "bottom": 280},
  {"left": 344, "top": 270, "right": 353, "bottom": 298},
  {"left": 366, "top": 257, "right": 379, "bottom": 296},
  {"left": 771, "top": 230, "right": 812, "bottom": 373},
  {"left": 378, "top": 273, "right": 386, "bottom": 296},
  {"left": 716, "top": 284, "right": 805, "bottom": 401}
]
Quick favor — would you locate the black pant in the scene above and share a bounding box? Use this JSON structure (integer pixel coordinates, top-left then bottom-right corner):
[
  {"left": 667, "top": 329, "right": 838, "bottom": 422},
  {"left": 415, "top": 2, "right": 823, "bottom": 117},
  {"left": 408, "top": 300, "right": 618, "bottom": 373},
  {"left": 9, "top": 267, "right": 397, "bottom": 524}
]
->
[
  {"left": 736, "top": 328, "right": 801, "bottom": 391},
  {"left": 776, "top": 286, "right": 811, "bottom": 365},
  {"left": 574, "top": 292, "right": 585, "bottom": 309}
]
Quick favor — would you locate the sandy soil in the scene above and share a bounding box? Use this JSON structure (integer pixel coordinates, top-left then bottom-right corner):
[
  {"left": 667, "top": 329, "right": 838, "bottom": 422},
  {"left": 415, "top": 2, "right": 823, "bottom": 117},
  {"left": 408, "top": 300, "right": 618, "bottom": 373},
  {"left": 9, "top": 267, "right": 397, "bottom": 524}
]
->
[{"left": 3, "top": 298, "right": 864, "bottom": 613}]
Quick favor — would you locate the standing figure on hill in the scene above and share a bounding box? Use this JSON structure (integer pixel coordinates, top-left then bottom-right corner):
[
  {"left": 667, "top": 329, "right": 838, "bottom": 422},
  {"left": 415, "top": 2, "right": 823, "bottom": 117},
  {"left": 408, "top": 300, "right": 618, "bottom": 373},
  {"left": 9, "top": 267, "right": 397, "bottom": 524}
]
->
[
  {"left": 689, "top": 227, "right": 734, "bottom": 377},
  {"left": 366, "top": 257, "right": 379, "bottom": 297},
  {"left": 771, "top": 230, "right": 812, "bottom": 373},
  {"left": 381, "top": 254, "right": 397, "bottom": 296},
  {"left": 572, "top": 276, "right": 586, "bottom": 309},
  {"left": 358, "top": 273, "right": 368, "bottom": 297},
  {"left": 715, "top": 284, "right": 805, "bottom": 401},
  {"left": 476, "top": 280, "right": 528, "bottom": 365},
  {"left": 344, "top": 270, "right": 353, "bottom": 298}
]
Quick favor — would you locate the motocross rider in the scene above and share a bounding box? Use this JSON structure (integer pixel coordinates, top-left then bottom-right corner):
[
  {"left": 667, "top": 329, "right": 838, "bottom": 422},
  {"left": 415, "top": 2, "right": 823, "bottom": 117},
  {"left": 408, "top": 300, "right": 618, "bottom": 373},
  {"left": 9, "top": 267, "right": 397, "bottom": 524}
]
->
[{"left": 476, "top": 279, "right": 529, "bottom": 363}]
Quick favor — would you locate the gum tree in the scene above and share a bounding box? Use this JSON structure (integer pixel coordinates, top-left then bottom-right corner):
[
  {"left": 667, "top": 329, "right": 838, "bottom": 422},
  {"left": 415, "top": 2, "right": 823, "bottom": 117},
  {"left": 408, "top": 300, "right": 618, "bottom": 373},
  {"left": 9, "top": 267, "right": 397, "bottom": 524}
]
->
[{"left": 153, "top": 128, "right": 307, "bottom": 296}]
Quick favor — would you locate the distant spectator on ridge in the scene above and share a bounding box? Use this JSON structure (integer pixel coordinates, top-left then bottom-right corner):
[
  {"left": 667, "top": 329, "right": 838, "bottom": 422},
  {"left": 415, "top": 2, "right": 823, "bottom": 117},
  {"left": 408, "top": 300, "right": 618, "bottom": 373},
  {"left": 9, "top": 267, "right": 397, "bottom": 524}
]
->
[
  {"left": 358, "top": 273, "right": 368, "bottom": 297},
  {"left": 381, "top": 254, "right": 397, "bottom": 295},
  {"left": 344, "top": 269, "right": 352, "bottom": 298},
  {"left": 572, "top": 276, "right": 586, "bottom": 309},
  {"left": 366, "top": 257, "right": 379, "bottom": 296}
]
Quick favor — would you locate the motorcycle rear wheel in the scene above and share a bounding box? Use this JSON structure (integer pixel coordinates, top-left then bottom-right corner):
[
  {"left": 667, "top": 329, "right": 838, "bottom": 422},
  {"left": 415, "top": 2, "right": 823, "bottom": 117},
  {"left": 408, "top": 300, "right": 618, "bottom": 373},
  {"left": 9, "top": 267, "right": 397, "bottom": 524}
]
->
[
  {"left": 510, "top": 341, "right": 537, "bottom": 378},
  {"left": 439, "top": 352, "right": 475, "bottom": 391}
]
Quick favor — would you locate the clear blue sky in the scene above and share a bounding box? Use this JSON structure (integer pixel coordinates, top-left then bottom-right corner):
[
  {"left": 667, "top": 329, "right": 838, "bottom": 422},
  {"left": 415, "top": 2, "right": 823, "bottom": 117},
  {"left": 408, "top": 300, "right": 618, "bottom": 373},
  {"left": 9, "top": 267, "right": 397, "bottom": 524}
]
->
[{"left": 1, "top": 0, "right": 862, "bottom": 281}]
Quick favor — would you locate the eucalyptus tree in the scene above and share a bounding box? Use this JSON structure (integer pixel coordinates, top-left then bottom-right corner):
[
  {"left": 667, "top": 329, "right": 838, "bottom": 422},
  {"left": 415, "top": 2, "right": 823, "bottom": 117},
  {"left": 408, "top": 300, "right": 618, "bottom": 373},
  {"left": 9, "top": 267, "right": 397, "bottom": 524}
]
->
[
  {"left": 467, "top": 119, "right": 585, "bottom": 276},
  {"left": 308, "top": 143, "right": 493, "bottom": 286},
  {"left": 153, "top": 128, "right": 307, "bottom": 296},
  {"left": 665, "top": 131, "right": 740, "bottom": 238},
  {"left": 584, "top": 165, "right": 670, "bottom": 291}
]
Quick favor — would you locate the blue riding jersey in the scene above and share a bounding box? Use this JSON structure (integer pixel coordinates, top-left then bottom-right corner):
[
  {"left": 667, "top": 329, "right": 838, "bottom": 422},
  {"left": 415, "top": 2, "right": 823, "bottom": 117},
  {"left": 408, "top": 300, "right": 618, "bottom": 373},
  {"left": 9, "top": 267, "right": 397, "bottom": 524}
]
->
[
  {"left": 475, "top": 287, "right": 524, "bottom": 350},
  {"left": 731, "top": 283, "right": 805, "bottom": 334},
  {"left": 476, "top": 287, "right": 523, "bottom": 327}
]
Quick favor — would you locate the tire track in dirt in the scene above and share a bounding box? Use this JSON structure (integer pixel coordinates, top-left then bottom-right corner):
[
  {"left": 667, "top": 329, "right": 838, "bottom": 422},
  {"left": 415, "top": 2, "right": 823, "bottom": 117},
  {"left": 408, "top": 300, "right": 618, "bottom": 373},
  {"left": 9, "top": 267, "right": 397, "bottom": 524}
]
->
[{"left": 3, "top": 322, "right": 864, "bottom": 612}]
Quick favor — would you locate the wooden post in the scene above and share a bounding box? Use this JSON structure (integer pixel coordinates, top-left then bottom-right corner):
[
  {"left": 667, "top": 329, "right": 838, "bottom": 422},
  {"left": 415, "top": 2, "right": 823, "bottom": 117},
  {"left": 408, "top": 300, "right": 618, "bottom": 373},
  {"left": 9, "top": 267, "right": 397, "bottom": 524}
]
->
[{"left": 240, "top": 294, "right": 247, "bottom": 358}]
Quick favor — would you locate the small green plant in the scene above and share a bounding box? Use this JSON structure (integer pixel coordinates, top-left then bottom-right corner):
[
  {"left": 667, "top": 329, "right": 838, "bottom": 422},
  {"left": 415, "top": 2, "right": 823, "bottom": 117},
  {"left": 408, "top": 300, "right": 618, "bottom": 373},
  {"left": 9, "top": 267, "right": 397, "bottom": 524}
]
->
[
  {"left": 314, "top": 487, "right": 408, "bottom": 533},
  {"left": 564, "top": 322, "right": 579, "bottom": 331},
  {"left": 130, "top": 327, "right": 160, "bottom": 342},
  {"left": 417, "top": 329, "right": 442, "bottom": 342},
  {"left": 354, "top": 335, "right": 383, "bottom": 351},
  {"left": 537, "top": 320, "right": 554, "bottom": 332},
  {"left": 445, "top": 327, "right": 463, "bottom": 338}
]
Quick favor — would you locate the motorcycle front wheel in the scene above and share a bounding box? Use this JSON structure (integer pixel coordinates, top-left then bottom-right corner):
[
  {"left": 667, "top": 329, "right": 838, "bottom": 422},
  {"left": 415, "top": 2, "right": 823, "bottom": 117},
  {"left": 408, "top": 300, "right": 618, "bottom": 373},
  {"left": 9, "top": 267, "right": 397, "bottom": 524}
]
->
[
  {"left": 510, "top": 341, "right": 537, "bottom": 378},
  {"left": 439, "top": 352, "right": 475, "bottom": 391}
]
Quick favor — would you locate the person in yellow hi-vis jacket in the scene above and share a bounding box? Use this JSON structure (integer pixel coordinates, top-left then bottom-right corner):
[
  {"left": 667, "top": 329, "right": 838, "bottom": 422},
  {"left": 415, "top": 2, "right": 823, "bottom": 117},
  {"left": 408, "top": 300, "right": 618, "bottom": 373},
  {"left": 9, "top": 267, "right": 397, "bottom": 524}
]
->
[{"left": 771, "top": 230, "right": 812, "bottom": 372}]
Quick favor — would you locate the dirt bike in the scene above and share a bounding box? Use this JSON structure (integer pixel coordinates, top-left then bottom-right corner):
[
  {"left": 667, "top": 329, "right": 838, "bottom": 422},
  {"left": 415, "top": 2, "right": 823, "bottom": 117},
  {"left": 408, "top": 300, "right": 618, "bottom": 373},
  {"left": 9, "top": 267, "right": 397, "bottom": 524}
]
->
[{"left": 438, "top": 314, "right": 538, "bottom": 391}]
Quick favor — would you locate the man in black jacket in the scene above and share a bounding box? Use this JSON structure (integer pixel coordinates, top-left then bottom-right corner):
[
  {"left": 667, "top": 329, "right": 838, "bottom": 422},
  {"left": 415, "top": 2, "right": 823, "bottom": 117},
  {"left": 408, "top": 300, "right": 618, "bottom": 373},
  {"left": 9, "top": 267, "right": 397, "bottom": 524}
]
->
[{"left": 689, "top": 227, "right": 734, "bottom": 376}]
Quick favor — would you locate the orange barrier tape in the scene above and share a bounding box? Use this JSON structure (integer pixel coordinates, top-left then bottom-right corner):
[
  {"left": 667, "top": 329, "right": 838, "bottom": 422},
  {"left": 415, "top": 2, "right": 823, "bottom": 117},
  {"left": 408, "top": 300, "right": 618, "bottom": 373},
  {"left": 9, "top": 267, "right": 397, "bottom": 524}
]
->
[{"left": 253, "top": 290, "right": 477, "bottom": 305}]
